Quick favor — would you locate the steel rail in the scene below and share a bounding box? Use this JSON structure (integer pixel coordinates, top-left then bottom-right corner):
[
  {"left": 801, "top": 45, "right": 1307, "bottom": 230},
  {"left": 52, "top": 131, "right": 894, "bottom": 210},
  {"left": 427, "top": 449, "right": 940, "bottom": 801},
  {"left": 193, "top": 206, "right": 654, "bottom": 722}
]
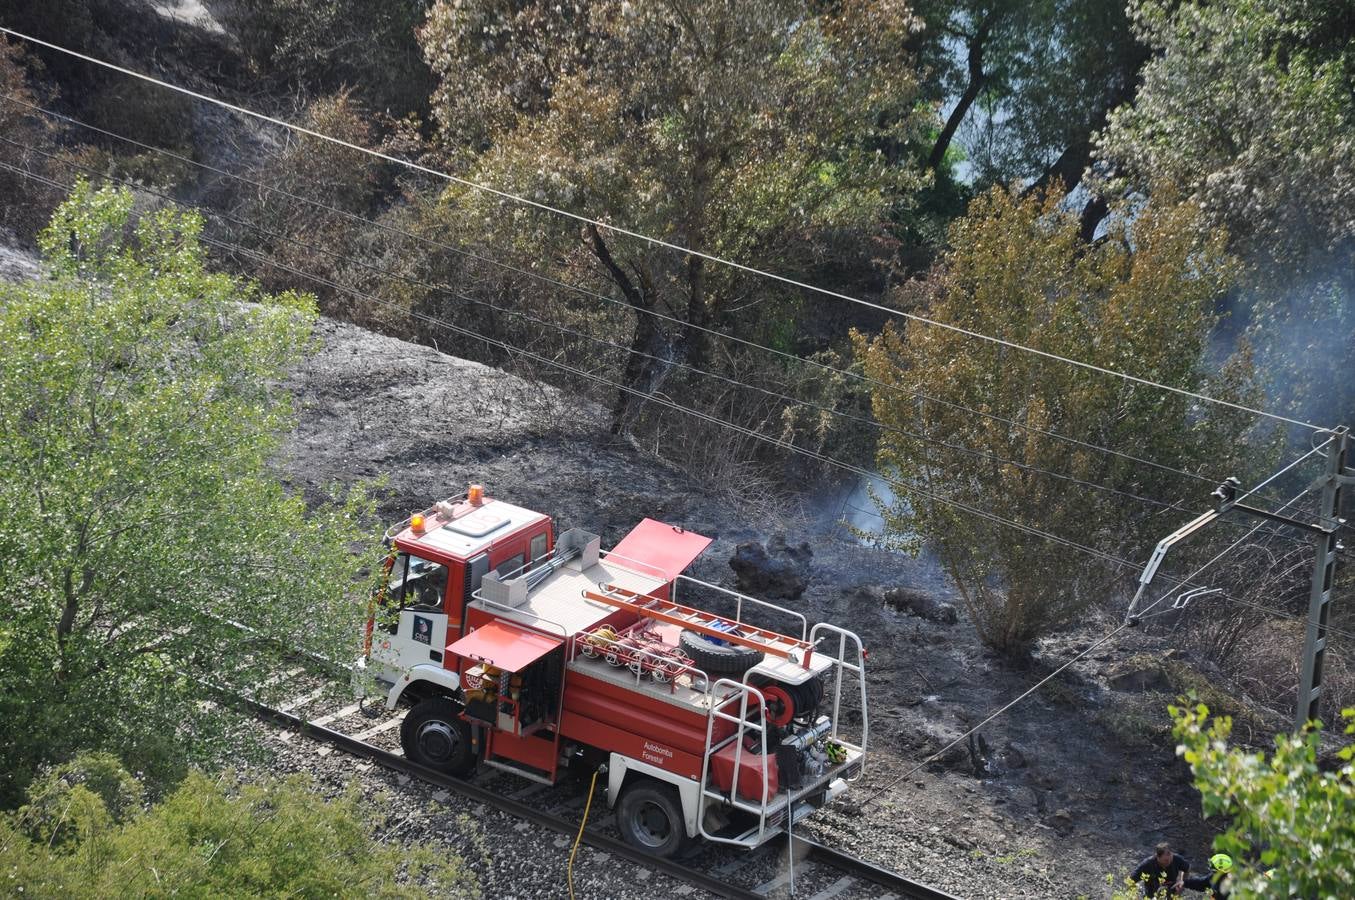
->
[
  {"left": 795, "top": 836, "right": 965, "bottom": 900},
  {"left": 236, "top": 694, "right": 956, "bottom": 899},
  {"left": 238, "top": 695, "right": 759, "bottom": 899}
]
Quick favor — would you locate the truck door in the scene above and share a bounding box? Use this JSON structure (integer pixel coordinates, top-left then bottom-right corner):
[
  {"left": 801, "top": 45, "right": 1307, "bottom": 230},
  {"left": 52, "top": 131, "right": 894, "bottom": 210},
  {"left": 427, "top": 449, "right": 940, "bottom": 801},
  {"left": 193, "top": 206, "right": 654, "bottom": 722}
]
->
[{"left": 370, "top": 552, "right": 452, "bottom": 679}]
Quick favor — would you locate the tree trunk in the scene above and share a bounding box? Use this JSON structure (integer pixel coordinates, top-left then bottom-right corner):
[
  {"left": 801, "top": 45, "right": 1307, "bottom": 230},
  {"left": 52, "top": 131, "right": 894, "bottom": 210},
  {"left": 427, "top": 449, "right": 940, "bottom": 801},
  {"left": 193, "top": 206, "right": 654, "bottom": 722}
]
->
[
  {"left": 588, "top": 224, "right": 670, "bottom": 434},
  {"left": 683, "top": 254, "right": 708, "bottom": 369},
  {"left": 1025, "top": 40, "right": 1151, "bottom": 234},
  {"left": 927, "top": 17, "right": 992, "bottom": 172}
]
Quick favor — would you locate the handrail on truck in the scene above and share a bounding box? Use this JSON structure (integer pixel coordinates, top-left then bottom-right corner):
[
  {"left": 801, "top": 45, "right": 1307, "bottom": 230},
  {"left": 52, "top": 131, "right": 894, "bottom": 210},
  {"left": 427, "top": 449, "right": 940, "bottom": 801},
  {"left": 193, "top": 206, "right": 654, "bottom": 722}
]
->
[
  {"left": 698, "top": 679, "right": 771, "bottom": 846},
  {"left": 810, "top": 623, "right": 869, "bottom": 780}
]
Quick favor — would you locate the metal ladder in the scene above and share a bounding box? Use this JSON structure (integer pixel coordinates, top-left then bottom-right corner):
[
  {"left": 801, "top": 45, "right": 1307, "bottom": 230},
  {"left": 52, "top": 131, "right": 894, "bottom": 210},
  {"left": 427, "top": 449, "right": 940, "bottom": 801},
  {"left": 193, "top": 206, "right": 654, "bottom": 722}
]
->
[{"left": 583, "top": 583, "right": 815, "bottom": 665}]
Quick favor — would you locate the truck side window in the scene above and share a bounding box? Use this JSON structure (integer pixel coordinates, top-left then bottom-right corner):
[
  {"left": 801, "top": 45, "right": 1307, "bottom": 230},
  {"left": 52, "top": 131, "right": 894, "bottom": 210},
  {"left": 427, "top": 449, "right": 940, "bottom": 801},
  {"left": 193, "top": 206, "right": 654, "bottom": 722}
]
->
[
  {"left": 495, "top": 554, "right": 525, "bottom": 578},
  {"left": 389, "top": 554, "right": 447, "bottom": 611},
  {"left": 529, "top": 532, "right": 548, "bottom": 564}
]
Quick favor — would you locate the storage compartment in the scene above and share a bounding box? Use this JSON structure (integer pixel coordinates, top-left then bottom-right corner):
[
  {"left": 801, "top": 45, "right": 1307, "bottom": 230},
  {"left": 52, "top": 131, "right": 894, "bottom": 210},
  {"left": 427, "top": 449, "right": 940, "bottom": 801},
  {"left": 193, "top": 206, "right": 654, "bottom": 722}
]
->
[{"left": 711, "top": 742, "right": 779, "bottom": 803}]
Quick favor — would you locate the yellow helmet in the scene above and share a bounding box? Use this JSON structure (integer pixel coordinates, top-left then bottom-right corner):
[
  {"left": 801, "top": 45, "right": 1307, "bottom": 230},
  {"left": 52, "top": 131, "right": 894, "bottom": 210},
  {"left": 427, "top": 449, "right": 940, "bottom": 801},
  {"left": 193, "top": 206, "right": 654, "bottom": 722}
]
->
[{"left": 1209, "top": 854, "right": 1233, "bottom": 872}]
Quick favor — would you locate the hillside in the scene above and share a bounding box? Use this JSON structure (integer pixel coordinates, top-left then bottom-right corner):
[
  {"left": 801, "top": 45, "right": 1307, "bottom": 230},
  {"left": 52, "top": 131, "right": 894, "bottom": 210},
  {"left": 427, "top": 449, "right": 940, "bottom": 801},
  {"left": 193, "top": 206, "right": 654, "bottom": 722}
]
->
[{"left": 280, "top": 309, "right": 1228, "bottom": 897}]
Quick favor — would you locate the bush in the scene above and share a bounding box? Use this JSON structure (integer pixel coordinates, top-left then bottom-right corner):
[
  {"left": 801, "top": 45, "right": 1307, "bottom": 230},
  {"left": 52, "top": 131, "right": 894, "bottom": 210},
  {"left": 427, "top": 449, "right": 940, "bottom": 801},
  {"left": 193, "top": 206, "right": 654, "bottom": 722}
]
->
[
  {"left": 2, "top": 755, "right": 479, "bottom": 897},
  {"left": 855, "top": 188, "right": 1267, "bottom": 656},
  {"left": 1168, "top": 703, "right": 1355, "bottom": 898},
  {"left": 0, "top": 184, "right": 376, "bottom": 806},
  {"left": 0, "top": 37, "right": 63, "bottom": 240},
  {"left": 225, "top": 0, "right": 435, "bottom": 117}
]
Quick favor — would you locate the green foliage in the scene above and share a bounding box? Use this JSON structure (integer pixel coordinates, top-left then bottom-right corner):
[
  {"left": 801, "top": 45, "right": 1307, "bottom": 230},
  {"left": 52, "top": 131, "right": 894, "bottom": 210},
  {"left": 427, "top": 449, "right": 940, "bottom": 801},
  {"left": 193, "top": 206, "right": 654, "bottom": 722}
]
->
[
  {"left": 1098, "top": 0, "right": 1355, "bottom": 424},
  {"left": 0, "top": 184, "right": 376, "bottom": 807},
  {"left": 1, "top": 755, "right": 479, "bottom": 898},
  {"left": 912, "top": 0, "right": 1145, "bottom": 186},
  {"left": 1170, "top": 702, "right": 1355, "bottom": 898},
  {"left": 418, "top": 0, "right": 930, "bottom": 432},
  {"left": 1100, "top": 0, "right": 1353, "bottom": 265},
  {"left": 855, "top": 187, "right": 1269, "bottom": 654}
]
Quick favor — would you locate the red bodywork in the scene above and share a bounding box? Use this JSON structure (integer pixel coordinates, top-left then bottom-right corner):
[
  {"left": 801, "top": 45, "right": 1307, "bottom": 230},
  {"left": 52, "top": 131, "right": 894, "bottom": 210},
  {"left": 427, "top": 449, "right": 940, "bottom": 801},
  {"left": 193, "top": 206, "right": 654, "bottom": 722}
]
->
[{"left": 385, "top": 495, "right": 758, "bottom": 794}]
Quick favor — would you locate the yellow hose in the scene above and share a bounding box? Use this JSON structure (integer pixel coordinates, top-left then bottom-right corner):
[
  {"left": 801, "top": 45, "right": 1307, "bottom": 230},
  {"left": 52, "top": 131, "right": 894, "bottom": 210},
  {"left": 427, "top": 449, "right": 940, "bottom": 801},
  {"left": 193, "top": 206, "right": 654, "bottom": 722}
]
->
[{"left": 567, "top": 768, "right": 600, "bottom": 900}]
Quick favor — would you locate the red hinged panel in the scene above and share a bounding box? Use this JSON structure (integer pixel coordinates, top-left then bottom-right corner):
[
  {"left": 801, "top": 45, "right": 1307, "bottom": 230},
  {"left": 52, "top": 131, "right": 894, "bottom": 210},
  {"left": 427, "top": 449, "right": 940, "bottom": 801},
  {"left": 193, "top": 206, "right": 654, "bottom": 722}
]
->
[
  {"left": 448, "top": 621, "right": 561, "bottom": 672},
  {"left": 711, "top": 743, "right": 779, "bottom": 803},
  {"left": 608, "top": 518, "right": 712, "bottom": 581}
]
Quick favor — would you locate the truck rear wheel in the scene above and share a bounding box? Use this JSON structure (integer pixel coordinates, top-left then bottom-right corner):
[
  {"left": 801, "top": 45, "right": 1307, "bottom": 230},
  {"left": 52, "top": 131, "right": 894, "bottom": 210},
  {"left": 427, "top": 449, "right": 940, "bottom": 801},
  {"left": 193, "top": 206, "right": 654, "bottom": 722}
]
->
[
  {"left": 616, "top": 780, "right": 689, "bottom": 858},
  {"left": 401, "top": 697, "right": 475, "bottom": 776}
]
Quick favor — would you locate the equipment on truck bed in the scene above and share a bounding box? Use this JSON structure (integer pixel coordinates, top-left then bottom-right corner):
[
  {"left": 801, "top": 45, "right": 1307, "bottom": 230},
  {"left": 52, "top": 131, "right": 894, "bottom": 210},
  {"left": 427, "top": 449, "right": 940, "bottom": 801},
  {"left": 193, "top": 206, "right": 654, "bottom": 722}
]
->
[{"left": 360, "top": 486, "right": 868, "bottom": 861}]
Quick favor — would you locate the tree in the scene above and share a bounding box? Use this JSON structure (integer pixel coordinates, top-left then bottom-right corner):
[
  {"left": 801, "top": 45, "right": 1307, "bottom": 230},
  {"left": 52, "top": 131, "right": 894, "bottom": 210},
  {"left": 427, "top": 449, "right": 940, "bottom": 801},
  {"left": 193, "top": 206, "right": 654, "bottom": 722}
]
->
[
  {"left": 0, "top": 183, "right": 374, "bottom": 806},
  {"left": 1097, "top": 0, "right": 1355, "bottom": 424},
  {"left": 909, "top": 0, "right": 1147, "bottom": 234},
  {"left": 854, "top": 187, "right": 1266, "bottom": 655},
  {"left": 418, "top": 0, "right": 930, "bottom": 431},
  {"left": 1, "top": 754, "right": 479, "bottom": 897},
  {"left": 1162, "top": 702, "right": 1355, "bottom": 899}
]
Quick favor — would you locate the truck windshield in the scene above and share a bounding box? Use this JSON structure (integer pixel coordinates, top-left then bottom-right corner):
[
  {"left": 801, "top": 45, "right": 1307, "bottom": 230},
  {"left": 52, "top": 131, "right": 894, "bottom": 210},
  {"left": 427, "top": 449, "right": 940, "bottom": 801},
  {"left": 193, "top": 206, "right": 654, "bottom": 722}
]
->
[{"left": 388, "top": 553, "right": 447, "bottom": 611}]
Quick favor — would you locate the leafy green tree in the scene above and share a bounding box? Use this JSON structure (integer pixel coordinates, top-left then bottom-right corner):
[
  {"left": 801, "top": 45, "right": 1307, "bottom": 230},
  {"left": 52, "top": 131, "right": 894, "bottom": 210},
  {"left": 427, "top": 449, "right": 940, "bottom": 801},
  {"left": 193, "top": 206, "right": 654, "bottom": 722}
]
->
[
  {"left": 913, "top": 0, "right": 1145, "bottom": 198},
  {"left": 418, "top": 0, "right": 930, "bottom": 430},
  {"left": 0, "top": 183, "right": 374, "bottom": 806},
  {"left": 854, "top": 187, "right": 1267, "bottom": 654},
  {"left": 2, "top": 754, "right": 479, "bottom": 897},
  {"left": 1163, "top": 702, "right": 1355, "bottom": 898},
  {"left": 1097, "top": 0, "right": 1355, "bottom": 424}
]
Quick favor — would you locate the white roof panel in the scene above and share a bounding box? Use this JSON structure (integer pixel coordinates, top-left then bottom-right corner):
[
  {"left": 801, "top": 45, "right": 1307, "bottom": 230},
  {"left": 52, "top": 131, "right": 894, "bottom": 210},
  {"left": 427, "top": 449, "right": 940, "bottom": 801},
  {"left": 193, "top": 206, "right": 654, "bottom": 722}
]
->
[{"left": 402, "top": 498, "right": 548, "bottom": 560}]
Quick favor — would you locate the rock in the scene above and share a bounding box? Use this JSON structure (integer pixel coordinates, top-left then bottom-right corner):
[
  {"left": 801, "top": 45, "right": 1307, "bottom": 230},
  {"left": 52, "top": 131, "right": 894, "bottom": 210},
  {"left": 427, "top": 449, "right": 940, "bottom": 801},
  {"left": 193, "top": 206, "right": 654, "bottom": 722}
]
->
[
  {"left": 1106, "top": 659, "right": 1171, "bottom": 693},
  {"left": 882, "top": 587, "right": 959, "bottom": 625},
  {"left": 727, "top": 535, "right": 809, "bottom": 599}
]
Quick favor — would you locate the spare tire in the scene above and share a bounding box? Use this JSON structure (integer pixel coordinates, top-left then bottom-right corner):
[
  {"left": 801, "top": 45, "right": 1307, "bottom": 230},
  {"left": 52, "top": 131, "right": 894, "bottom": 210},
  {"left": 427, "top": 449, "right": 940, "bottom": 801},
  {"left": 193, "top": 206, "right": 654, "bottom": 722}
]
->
[{"left": 679, "top": 629, "right": 764, "bottom": 676}]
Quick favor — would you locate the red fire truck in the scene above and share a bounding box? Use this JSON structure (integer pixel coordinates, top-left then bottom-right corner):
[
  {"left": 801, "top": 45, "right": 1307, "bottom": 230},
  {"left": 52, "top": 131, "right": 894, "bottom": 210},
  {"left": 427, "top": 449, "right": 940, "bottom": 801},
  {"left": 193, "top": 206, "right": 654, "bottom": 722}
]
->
[{"left": 363, "top": 487, "right": 867, "bottom": 857}]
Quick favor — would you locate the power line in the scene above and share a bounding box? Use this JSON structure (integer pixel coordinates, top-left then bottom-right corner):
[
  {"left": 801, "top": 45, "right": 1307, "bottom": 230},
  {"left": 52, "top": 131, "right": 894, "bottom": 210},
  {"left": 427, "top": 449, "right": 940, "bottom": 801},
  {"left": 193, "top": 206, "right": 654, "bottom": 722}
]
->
[
  {"left": 1, "top": 154, "right": 1181, "bottom": 582},
  {"left": 5, "top": 130, "right": 1274, "bottom": 529},
  {"left": 10, "top": 159, "right": 1345, "bottom": 803},
  {"left": 6, "top": 154, "right": 1322, "bottom": 591},
  {"left": 854, "top": 485, "right": 1345, "bottom": 809},
  {"left": 0, "top": 91, "right": 1251, "bottom": 499},
  {"left": 0, "top": 26, "right": 1330, "bottom": 433}
]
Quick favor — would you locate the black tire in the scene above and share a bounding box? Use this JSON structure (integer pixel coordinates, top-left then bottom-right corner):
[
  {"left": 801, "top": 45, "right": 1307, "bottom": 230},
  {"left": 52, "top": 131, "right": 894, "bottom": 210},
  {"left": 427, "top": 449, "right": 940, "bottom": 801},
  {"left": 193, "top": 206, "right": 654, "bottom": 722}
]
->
[
  {"left": 401, "top": 697, "right": 476, "bottom": 776},
  {"left": 616, "top": 780, "right": 689, "bottom": 858},
  {"left": 678, "top": 629, "right": 764, "bottom": 676}
]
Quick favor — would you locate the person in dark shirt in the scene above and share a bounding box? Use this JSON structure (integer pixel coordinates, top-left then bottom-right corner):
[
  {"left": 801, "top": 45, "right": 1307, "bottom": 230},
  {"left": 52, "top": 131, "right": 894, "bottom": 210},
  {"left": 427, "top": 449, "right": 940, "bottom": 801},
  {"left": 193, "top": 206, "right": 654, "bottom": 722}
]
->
[{"left": 1132, "top": 843, "right": 1190, "bottom": 896}]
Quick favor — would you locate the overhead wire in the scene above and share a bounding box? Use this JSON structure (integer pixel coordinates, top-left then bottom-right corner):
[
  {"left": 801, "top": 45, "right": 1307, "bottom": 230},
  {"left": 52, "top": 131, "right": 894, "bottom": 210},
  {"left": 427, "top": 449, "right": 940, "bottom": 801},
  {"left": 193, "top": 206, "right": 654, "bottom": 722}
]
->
[
  {"left": 0, "top": 153, "right": 1192, "bottom": 585},
  {"left": 0, "top": 90, "right": 1252, "bottom": 501},
  {"left": 3, "top": 149, "right": 1328, "bottom": 586},
  {"left": 0, "top": 26, "right": 1330, "bottom": 433},
  {"left": 3, "top": 129, "right": 1285, "bottom": 532},
  {"left": 854, "top": 484, "right": 1348, "bottom": 809},
  {"left": 8, "top": 157, "right": 1349, "bottom": 809}
]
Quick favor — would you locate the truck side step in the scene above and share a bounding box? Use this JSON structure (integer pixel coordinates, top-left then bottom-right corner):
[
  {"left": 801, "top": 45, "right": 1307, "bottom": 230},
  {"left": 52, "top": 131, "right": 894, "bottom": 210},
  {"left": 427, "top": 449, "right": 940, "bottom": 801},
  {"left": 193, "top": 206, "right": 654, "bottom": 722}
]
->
[{"left": 482, "top": 757, "right": 556, "bottom": 786}]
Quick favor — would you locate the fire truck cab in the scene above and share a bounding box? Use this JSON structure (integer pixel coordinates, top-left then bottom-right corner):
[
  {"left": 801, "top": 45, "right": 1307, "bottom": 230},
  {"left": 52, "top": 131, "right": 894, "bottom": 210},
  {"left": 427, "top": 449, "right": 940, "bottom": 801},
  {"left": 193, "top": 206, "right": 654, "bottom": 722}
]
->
[{"left": 364, "top": 488, "right": 868, "bottom": 858}]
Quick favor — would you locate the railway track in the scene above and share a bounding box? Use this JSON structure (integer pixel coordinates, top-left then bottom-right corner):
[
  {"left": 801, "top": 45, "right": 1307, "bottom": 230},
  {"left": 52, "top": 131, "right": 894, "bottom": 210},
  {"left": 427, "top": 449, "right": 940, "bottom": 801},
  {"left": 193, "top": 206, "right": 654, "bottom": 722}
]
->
[{"left": 232, "top": 672, "right": 960, "bottom": 900}]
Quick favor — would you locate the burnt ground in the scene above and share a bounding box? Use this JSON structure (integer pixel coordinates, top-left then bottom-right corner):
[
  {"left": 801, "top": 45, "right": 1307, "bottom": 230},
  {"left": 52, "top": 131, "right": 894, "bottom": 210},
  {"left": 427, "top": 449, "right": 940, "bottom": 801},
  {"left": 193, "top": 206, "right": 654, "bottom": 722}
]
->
[
  {"left": 279, "top": 317, "right": 1240, "bottom": 899},
  {"left": 2, "top": 224, "right": 1254, "bottom": 895}
]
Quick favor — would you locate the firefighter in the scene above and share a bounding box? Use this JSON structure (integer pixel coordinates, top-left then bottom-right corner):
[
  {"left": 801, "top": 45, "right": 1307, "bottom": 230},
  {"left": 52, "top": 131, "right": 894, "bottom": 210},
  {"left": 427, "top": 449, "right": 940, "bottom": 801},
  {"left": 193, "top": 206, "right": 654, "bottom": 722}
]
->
[{"left": 1131, "top": 843, "right": 1190, "bottom": 896}]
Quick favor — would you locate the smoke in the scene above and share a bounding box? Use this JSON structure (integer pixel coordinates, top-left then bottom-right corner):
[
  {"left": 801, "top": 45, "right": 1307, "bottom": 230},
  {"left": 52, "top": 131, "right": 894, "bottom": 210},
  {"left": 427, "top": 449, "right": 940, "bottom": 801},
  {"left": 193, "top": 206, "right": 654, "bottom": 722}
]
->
[{"left": 1240, "top": 257, "right": 1354, "bottom": 430}]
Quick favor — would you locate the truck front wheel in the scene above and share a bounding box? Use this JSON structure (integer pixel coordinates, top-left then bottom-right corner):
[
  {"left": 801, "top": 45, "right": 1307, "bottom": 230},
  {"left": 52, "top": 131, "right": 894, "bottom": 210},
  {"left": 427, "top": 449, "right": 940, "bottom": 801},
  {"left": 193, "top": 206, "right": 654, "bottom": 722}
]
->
[
  {"left": 616, "top": 780, "right": 690, "bottom": 858},
  {"left": 401, "top": 697, "right": 475, "bottom": 776}
]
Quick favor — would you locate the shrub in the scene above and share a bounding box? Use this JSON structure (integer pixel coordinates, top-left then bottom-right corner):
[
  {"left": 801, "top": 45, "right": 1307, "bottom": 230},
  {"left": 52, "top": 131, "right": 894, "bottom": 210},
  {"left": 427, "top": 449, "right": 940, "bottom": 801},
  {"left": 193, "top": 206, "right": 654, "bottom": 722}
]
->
[{"left": 2, "top": 756, "right": 479, "bottom": 897}]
